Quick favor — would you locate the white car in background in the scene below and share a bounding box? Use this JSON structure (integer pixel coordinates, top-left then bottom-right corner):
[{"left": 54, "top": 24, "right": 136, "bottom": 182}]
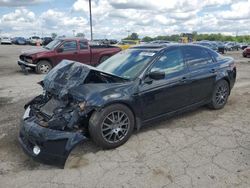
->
[
  {"left": 0, "top": 37, "right": 12, "bottom": 44},
  {"left": 29, "top": 36, "right": 42, "bottom": 45}
]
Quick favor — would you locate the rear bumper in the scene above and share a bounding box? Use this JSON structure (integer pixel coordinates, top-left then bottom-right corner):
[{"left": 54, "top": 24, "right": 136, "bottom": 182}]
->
[{"left": 19, "top": 116, "right": 88, "bottom": 168}]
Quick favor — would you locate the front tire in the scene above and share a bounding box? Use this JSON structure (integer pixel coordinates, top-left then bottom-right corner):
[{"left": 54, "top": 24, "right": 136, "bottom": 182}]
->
[
  {"left": 35, "top": 60, "right": 52, "bottom": 74},
  {"left": 209, "top": 80, "right": 230, "bottom": 109},
  {"left": 89, "top": 104, "right": 134, "bottom": 149}
]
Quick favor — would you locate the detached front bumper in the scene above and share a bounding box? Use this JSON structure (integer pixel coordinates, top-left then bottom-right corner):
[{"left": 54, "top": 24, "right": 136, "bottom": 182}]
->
[{"left": 19, "top": 116, "right": 88, "bottom": 168}]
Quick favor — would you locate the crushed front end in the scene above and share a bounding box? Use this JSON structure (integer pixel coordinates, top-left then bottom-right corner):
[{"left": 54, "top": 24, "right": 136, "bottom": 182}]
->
[
  {"left": 19, "top": 60, "right": 128, "bottom": 167},
  {"left": 19, "top": 93, "right": 90, "bottom": 168},
  {"left": 18, "top": 61, "right": 94, "bottom": 168}
]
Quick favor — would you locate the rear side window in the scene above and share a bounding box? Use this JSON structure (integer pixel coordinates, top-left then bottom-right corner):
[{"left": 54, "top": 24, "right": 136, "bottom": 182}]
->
[
  {"left": 208, "top": 49, "right": 224, "bottom": 62},
  {"left": 183, "top": 47, "right": 213, "bottom": 69},
  {"left": 80, "top": 40, "right": 88, "bottom": 49},
  {"left": 150, "top": 48, "right": 185, "bottom": 76}
]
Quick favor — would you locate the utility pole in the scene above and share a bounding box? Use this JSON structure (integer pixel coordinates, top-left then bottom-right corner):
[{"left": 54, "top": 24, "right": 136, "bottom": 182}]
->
[
  {"left": 126, "top": 30, "right": 130, "bottom": 37},
  {"left": 89, "top": 0, "right": 93, "bottom": 41}
]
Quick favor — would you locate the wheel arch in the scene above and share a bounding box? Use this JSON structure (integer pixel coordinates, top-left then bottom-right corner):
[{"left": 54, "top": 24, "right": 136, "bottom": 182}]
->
[{"left": 35, "top": 58, "right": 53, "bottom": 66}]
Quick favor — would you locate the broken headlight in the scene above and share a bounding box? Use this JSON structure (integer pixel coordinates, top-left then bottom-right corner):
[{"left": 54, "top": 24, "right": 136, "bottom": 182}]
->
[
  {"left": 78, "top": 101, "right": 86, "bottom": 111},
  {"left": 26, "top": 58, "right": 33, "bottom": 64}
]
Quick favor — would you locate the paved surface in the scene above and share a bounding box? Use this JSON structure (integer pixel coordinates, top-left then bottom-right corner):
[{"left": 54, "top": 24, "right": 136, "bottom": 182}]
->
[{"left": 0, "top": 45, "right": 250, "bottom": 188}]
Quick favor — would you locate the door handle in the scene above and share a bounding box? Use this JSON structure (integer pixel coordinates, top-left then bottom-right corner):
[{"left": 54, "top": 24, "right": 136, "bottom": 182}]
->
[
  {"left": 73, "top": 52, "right": 78, "bottom": 54},
  {"left": 179, "top": 77, "right": 187, "bottom": 83},
  {"left": 210, "top": 69, "right": 217, "bottom": 73}
]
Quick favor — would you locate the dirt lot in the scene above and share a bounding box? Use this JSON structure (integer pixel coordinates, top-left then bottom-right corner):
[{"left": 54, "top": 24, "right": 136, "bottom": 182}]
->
[{"left": 0, "top": 45, "right": 250, "bottom": 188}]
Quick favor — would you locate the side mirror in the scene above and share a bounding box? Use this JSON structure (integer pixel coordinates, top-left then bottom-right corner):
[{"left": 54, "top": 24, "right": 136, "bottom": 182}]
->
[
  {"left": 56, "top": 48, "right": 63, "bottom": 53},
  {"left": 148, "top": 71, "right": 165, "bottom": 80}
]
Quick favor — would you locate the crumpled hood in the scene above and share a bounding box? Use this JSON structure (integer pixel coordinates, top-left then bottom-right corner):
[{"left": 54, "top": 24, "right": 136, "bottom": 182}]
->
[
  {"left": 43, "top": 60, "right": 128, "bottom": 100},
  {"left": 21, "top": 47, "right": 49, "bottom": 56}
]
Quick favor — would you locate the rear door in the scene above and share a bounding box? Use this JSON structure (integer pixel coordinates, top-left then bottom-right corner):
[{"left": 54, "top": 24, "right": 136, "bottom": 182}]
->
[
  {"left": 182, "top": 46, "right": 216, "bottom": 103},
  {"left": 78, "top": 40, "right": 91, "bottom": 64},
  {"left": 54, "top": 40, "right": 79, "bottom": 65},
  {"left": 138, "top": 47, "right": 192, "bottom": 121}
]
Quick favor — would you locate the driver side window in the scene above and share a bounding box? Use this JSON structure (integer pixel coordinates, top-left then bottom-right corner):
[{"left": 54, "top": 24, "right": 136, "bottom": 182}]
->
[
  {"left": 61, "top": 41, "right": 77, "bottom": 52},
  {"left": 151, "top": 48, "right": 185, "bottom": 76}
]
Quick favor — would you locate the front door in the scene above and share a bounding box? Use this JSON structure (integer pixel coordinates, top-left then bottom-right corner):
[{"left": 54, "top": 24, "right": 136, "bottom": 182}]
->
[
  {"left": 137, "top": 47, "right": 192, "bottom": 121},
  {"left": 55, "top": 40, "right": 79, "bottom": 65}
]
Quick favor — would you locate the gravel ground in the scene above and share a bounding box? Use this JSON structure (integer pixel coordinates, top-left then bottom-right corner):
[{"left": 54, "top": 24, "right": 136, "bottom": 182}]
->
[{"left": 0, "top": 45, "right": 250, "bottom": 188}]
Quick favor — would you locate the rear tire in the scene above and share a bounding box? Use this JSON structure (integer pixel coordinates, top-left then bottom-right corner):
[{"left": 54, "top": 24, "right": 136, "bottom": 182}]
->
[
  {"left": 89, "top": 104, "right": 134, "bottom": 149},
  {"left": 209, "top": 80, "right": 230, "bottom": 110},
  {"left": 35, "top": 60, "right": 52, "bottom": 74}
]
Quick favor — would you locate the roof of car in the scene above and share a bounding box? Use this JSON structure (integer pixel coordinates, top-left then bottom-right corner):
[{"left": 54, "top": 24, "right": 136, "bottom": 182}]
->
[
  {"left": 131, "top": 43, "right": 213, "bottom": 51},
  {"left": 131, "top": 44, "right": 169, "bottom": 51},
  {"left": 57, "top": 37, "right": 88, "bottom": 42}
]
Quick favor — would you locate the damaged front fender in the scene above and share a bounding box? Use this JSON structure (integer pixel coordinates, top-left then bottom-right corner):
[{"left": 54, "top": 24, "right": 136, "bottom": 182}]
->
[{"left": 19, "top": 116, "right": 88, "bottom": 168}]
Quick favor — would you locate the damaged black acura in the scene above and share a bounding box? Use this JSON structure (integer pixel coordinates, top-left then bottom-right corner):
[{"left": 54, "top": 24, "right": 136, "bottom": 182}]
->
[{"left": 19, "top": 44, "right": 236, "bottom": 167}]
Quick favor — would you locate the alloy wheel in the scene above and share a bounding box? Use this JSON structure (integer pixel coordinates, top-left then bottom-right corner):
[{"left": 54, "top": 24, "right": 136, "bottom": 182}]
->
[
  {"left": 215, "top": 83, "right": 229, "bottom": 105},
  {"left": 101, "top": 111, "right": 130, "bottom": 143}
]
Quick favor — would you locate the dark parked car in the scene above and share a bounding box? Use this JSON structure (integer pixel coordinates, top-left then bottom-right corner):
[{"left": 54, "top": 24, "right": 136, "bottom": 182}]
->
[
  {"left": 243, "top": 47, "right": 250, "bottom": 57},
  {"left": 42, "top": 37, "right": 53, "bottom": 46},
  {"left": 195, "top": 42, "right": 225, "bottom": 54},
  {"left": 19, "top": 44, "right": 236, "bottom": 167},
  {"left": 214, "top": 41, "right": 225, "bottom": 54},
  {"left": 195, "top": 42, "right": 216, "bottom": 50},
  {"left": 225, "top": 42, "right": 240, "bottom": 51},
  {"left": 150, "top": 40, "right": 171, "bottom": 44},
  {"left": 13, "top": 37, "right": 27, "bottom": 45},
  {"left": 17, "top": 38, "right": 121, "bottom": 74},
  {"left": 241, "top": 44, "right": 250, "bottom": 50}
]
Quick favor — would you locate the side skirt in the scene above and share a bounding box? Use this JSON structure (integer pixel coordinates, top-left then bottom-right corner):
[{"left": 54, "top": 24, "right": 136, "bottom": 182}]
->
[{"left": 140, "top": 100, "right": 210, "bottom": 127}]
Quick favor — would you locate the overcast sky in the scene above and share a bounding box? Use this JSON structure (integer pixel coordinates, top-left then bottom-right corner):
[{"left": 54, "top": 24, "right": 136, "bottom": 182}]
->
[{"left": 0, "top": 0, "right": 249, "bottom": 39}]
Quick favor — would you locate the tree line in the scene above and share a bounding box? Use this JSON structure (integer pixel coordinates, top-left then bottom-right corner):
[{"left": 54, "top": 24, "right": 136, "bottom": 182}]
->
[{"left": 124, "top": 32, "right": 250, "bottom": 43}]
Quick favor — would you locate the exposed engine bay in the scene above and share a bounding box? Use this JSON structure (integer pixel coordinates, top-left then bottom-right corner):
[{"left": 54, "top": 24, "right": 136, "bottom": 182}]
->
[{"left": 24, "top": 93, "right": 89, "bottom": 132}]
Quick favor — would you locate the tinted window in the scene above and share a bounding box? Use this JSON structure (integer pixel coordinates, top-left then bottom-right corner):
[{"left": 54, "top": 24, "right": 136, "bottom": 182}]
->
[
  {"left": 208, "top": 49, "right": 224, "bottom": 62},
  {"left": 62, "top": 41, "right": 77, "bottom": 51},
  {"left": 150, "top": 48, "right": 185, "bottom": 76},
  {"left": 79, "top": 40, "right": 88, "bottom": 49},
  {"left": 184, "top": 47, "right": 213, "bottom": 69}
]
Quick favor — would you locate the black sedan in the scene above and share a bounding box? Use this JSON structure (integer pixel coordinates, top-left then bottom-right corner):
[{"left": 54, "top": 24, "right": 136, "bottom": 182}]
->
[{"left": 19, "top": 44, "right": 236, "bottom": 167}]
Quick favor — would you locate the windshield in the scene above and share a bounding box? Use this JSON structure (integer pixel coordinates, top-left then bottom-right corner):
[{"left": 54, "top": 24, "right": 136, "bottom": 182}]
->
[
  {"left": 97, "top": 49, "right": 156, "bottom": 79},
  {"left": 45, "top": 39, "right": 61, "bottom": 50}
]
